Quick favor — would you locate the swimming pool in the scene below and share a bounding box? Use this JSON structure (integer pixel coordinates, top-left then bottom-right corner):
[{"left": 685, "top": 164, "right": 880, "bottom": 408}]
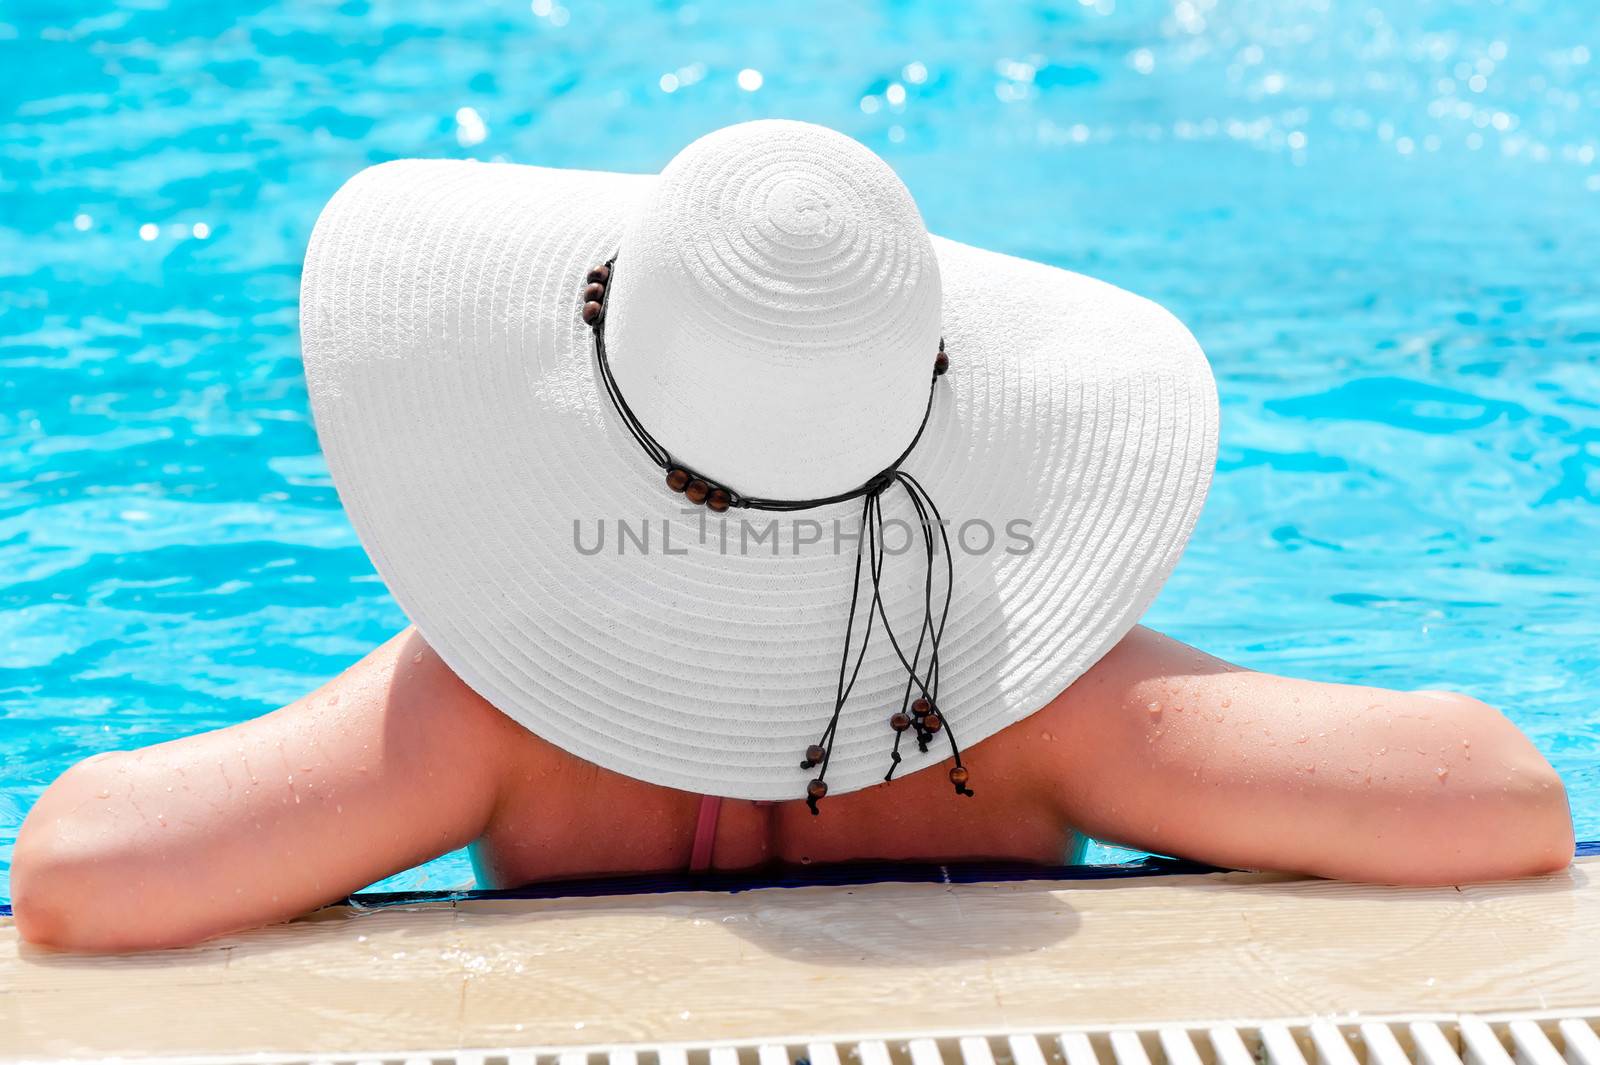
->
[{"left": 1, "top": 0, "right": 1596, "bottom": 900}]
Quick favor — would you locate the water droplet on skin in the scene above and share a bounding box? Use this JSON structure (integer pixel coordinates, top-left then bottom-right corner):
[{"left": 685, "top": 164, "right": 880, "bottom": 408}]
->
[
  {"left": 1220, "top": 698, "right": 1232, "bottom": 708},
  {"left": 96, "top": 790, "right": 109, "bottom": 799},
  {"left": 1041, "top": 730, "right": 1055, "bottom": 741},
  {"left": 1296, "top": 735, "right": 1310, "bottom": 744},
  {"left": 1147, "top": 702, "right": 1162, "bottom": 716},
  {"left": 1436, "top": 767, "right": 1449, "bottom": 782},
  {"left": 1303, "top": 764, "right": 1316, "bottom": 773},
  {"left": 413, "top": 650, "right": 425, "bottom": 663},
  {"left": 1378, "top": 747, "right": 1388, "bottom": 755}
]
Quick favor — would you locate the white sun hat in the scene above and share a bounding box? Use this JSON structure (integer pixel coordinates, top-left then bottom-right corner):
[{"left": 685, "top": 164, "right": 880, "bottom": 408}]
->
[{"left": 299, "top": 119, "right": 1218, "bottom": 803}]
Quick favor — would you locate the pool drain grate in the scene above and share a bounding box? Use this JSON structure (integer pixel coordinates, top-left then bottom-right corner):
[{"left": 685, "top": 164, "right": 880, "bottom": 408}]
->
[{"left": 16, "top": 1011, "right": 1600, "bottom": 1065}]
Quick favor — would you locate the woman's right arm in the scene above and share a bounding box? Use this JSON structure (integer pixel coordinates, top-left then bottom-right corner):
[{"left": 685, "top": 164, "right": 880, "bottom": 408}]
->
[{"left": 11, "top": 628, "right": 518, "bottom": 952}]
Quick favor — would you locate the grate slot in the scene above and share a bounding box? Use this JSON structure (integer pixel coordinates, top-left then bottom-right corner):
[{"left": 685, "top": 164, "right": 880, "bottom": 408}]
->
[
  {"left": 1261, "top": 1025, "right": 1310, "bottom": 1065},
  {"left": 1462, "top": 1020, "right": 1515, "bottom": 1065},
  {"left": 1359, "top": 1022, "right": 1413, "bottom": 1065},
  {"left": 1157, "top": 1029, "right": 1205, "bottom": 1065},
  {"left": 1009, "top": 1034, "right": 1051, "bottom": 1065},
  {"left": 858, "top": 1040, "right": 896, "bottom": 1065},
  {"left": 1060, "top": 1032, "right": 1103, "bottom": 1065},
  {"left": 960, "top": 1036, "right": 999, "bottom": 1065},
  {"left": 1310, "top": 1023, "right": 1360, "bottom": 1065},
  {"left": 1208, "top": 1025, "right": 1255, "bottom": 1065},
  {"left": 1413, "top": 1022, "right": 1467, "bottom": 1065},
  {"left": 1559, "top": 1019, "right": 1600, "bottom": 1065},
  {"left": 1109, "top": 1031, "right": 1154, "bottom": 1065},
  {"left": 1510, "top": 1021, "right": 1566, "bottom": 1065}
]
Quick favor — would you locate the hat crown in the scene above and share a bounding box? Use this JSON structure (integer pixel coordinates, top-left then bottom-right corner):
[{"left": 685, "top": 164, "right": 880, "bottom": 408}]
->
[{"left": 605, "top": 120, "right": 941, "bottom": 499}]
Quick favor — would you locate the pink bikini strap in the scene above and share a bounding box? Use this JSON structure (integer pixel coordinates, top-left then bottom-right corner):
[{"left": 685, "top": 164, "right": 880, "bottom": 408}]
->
[
  {"left": 689, "top": 794, "right": 722, "bottom": 872},
  {"left": 691, "top": 795, "right": 782, "bottom": 872}
]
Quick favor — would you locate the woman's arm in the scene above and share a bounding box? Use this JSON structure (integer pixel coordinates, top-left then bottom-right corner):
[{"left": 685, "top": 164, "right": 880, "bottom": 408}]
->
[
  {"left": 11, "top": 628, "right": 518, "bottom": 952},
  {"left": 1032, "top": 627, "right": 1574, "bottom": 885}
]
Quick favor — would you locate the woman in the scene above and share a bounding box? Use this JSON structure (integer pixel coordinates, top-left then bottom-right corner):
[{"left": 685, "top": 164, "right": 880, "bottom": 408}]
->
[{"left": 11, "top": 121, "right": 1573, "bottom": 952}]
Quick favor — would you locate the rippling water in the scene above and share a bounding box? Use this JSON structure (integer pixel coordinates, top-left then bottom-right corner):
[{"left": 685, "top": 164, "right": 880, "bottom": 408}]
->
[{"left": 2, "top": 0, "right": 1597, "bottom": 899}]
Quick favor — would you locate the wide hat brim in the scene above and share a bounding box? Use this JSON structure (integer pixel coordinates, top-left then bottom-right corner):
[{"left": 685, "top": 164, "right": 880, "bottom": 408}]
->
[{"left": 300, "top": 157, "right": 1219, "bottom": 799}]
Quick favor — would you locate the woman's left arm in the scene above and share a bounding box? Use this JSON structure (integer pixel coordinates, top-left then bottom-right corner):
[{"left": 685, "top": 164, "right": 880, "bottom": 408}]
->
[
  {"left": 1030, "top": 627, "right": 1575, "bottom": 886},
  {"left": 11, "top": 628, "right": 516, "bottom": 952}
]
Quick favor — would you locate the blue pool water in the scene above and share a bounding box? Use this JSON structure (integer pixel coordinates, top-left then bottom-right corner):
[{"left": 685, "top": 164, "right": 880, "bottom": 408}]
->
[{"left": 2, "top": 0, "right": 1598, "bottom": 902}]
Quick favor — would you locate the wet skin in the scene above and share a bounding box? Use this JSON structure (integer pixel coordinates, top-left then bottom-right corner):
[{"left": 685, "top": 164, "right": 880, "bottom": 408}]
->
[{"left": 11, "top": 625, "right": 1574, "bottom": 952}]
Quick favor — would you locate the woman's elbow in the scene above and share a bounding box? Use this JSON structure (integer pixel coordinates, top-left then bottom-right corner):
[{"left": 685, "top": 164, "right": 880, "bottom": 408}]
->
[
  {"left": 1499, "top": 758, "right": 1575, "bottom": 878},
  {"left": 10, "top": 755, "right": 187, "bottom": 952},
  {"left": 1408, "top": 694, "right": 1574, "bottom": 884},
  {"left": 12, "top": 832, "right": 219, "bottom": 953},
  {"left": 11, "top": 837, "right": 101, "bottom": 950}
]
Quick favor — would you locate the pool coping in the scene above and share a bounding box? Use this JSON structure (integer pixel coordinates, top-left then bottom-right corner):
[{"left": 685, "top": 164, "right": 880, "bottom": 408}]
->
[{"left": 3, "top": 854, "right": 1598, "bottom": 1061}]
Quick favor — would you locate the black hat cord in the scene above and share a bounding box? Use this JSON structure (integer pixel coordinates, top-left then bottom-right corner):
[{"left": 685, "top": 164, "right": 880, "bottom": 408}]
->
[{"left": 582, "top": 257, "right": 971, "bottom": 813}]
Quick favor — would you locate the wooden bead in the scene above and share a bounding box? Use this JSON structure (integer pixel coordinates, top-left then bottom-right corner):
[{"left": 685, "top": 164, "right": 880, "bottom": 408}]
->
[
  {"left": 807, "top": 778, "right": 829, "bottom": 800},
  {"left": 587, "top": 265, "right": 610, "bottom": 284},
  {"left": 582, "top": 301, "right": 602, "bottom": 324},
  {"left": 933, "top": 351, "right": 950, "bottom": 376},
  {"left": 889, "top": 711, "right": 912, "bottom": 732},
  {"left": 584, "top": 282, "right": 605, "bottom": 303},
  {"left": 923, "top": 713, "right": 943, "bottom": 733},
  {"left": 804, "top": 744, "right": 827, "bottom": 767},
  {"left": 666, "top": 468, "right": 690, "bottom": 492},
  {"left": 707, "top": 488, "right": 731, "bottom": 513},
  {"left": 685, "top": 479, "right": 710, "bottom": 505},
  {"left": 911, "top": 697, "right": 931, "bottom": 717},
  {"left": 949, "top": 766, "right": 969, "bottom": 787}
]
